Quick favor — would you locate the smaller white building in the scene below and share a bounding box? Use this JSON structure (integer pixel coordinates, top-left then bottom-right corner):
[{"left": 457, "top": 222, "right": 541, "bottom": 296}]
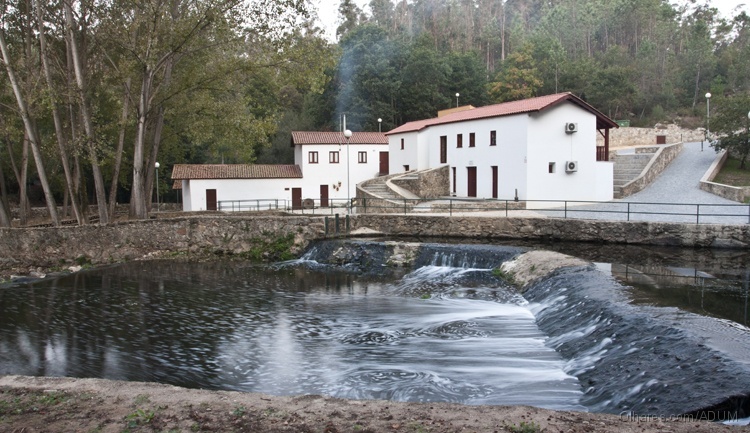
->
[
  {"left": 386, "top": 92, "right": 618, "bottom": 208},
  {"left": 172, "top": 132, "right": 388, "bottom": 211}
]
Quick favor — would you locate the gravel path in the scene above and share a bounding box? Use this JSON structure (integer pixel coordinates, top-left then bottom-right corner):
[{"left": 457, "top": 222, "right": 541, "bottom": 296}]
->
[{"left": 542, "top": 142, "right": 750, "bottom": 224}]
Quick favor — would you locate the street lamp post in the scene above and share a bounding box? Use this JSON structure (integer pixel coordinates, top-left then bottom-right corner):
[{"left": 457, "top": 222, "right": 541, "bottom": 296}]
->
[
  {"left": 455, "top": 93, "right": 460, "bottom": 107},
  {"left": 154, "top": 162, "right": 160, "bottom": 213},
  {"left": 378, "top": 118, "right": 382, "bottom": 133},
  {"left": 344, "top": 129, "right": 352, "bottom": 213},
  {"left": 706, "top": 92, "right": 712, "bottom": 146}
]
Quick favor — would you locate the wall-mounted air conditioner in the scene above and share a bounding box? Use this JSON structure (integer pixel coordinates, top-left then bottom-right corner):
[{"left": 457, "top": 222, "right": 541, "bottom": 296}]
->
[
  {"left": 565, "top": 122, "right": 578, "bottom": 133},
  {"left": 565, "top": 161, "right": 578, "bottom": 173}
]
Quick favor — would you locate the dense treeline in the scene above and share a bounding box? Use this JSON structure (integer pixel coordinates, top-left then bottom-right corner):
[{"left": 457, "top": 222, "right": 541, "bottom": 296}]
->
[
  {"left": 307, "top": 0, "right": 750, "bottom": 134},
  {"left": 0, "top": 0, "right": 748, "bottom": 226}
]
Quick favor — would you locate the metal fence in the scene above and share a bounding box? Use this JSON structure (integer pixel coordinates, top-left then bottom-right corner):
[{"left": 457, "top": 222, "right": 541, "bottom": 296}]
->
[{"left": 218, "top": 197, "right": 750, "bottom": 225}]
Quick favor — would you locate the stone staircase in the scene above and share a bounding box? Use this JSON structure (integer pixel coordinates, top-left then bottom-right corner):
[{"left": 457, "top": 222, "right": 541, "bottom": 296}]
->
[
  {"left": 612, "top": 152, "right": 655, "bottom": 198},
  {"left": 360, "top": 177, "right": 403, "bottom": 202}
]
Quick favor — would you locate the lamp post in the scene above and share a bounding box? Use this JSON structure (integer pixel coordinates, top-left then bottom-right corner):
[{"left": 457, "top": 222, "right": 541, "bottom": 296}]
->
[
  {"left": 344, "top": 129, "right": 352, "bottom": 213},
  {"left": 455, "top": 93, "right": 460, "bottom": 107},
  {"left": 378, "top": 118, "right": 382, "bottom": 133},
  {"left": 706, "top": 92, "right": 712, "bottom": 145},
  {"left": 154, "top": 162, "right": 160, "bottom": 213}
]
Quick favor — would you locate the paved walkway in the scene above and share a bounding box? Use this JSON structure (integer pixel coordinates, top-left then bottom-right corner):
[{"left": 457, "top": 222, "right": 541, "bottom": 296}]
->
[{"left": 539, "top": 142, "right": 750, "bottom": 224}]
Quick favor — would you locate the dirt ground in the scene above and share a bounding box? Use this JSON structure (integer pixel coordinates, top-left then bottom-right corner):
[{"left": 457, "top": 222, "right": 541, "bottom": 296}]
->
[{"left": 0, "top": 376, "right": 747, "bottom": 433}]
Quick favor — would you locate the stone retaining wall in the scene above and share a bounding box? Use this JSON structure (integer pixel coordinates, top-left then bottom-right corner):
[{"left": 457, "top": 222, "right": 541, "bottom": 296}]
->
[
  {"left": 390, "top": 166, "right": 450, "bottom": 199},
  {"left": 0, "top": 215, "right": 324, "bottom": 275},
  {"left": 2, "top": 213, "right": 750, "bottom": 278},
  {"left": 351, "top": 214, "right": 750, "bottom": 248},
  {"left": 598, "top": 125, "right": 704, "bottom": 148}
]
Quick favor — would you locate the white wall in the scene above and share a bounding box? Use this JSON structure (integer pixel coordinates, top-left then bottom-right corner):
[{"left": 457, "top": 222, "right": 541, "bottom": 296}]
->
[
  {"left": 388, "top": 131, "right": 420, "bottom": 174},
  {"left": 436, "top": 115, "right": 529, "bottom": 199},
  {"left": 297, "top": 143, "right": 386, "bottom": 200},
  {"left": 185, "top": 178, "right": 301, "bottom": 211},
  {"left": 525, "top": 104, "right": 607, "bottom": 208},
  {"left": 182, "top": 180, "right": 192, "bottom": 211}
]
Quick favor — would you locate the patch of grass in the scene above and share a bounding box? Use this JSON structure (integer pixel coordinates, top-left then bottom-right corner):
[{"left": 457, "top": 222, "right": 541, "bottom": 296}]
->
[
  {"left": 241, "top": 233, "right": 297, "bottom": 262},
  {"left": 124, "top": 408, "right": 155, "bottom": 429},
  {"left": 492, "top": 267, "right": 515, "bottom": 284},
  {"left": 713, "top": 156, "right": 750, "bottom": 187},
  {"left": 133, "top": 394, "right": 151, "bottom": 405},
  {"left": 505, "top": 420, "right": 543, "bottom": 433}
]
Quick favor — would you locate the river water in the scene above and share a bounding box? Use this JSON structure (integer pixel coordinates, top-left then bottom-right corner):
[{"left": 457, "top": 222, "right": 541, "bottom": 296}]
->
[{"left": 1, "top": 241, "right": 749, "bottom": 414}]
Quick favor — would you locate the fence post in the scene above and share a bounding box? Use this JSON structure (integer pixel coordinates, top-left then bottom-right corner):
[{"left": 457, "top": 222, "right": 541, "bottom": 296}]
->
[
  {"left": 363, "top": 197, "right": 367, "bottom": 214},
  {"left": 505, "top": 200, "right": 508, "bottom": 218},
  {"left": 627, "top": 203, "right": 630, "bottom": 221},
  {"left": 335, "top": 214, "right": 340, "bottom": 235},
  {"left": 450, "top": 199, "right": 453, "bottom": 216},
  {"left": 696, "top": 204, "right": 700, "bottom": 224},
  {"left": 404, "top": 199, "right": 407, "bottom": 215},
  {"left": 564, "top": 201, "right": 568, "bottom": 219},
  {"left": 324, "top": 216, "right": 329, "bottom": 237},
  {"left": 346, "top": 214, "right": 350, "bottom": 234}
]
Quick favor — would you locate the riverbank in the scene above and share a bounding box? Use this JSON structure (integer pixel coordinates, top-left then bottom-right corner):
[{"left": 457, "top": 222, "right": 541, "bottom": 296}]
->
[{"left": 0, "top": 375, "right": 745, "bottom": 433}]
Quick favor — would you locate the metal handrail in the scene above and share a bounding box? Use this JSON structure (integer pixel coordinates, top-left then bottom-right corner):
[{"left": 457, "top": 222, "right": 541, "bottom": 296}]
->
[{"left": 218, "top": 197, "right": 750, "bottom": 224}]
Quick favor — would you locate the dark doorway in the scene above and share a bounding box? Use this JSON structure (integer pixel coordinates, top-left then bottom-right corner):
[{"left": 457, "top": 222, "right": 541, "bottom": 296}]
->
[
  {"left": 292, "top": 188, "right": 302, "bottom": 210},
  {"left": 467, "top": 167, "right": 477, "bottom": 197},
  {"left": 206, "top": 189, "right": 217, "bottom": 211},
  {"left": 320, "top": 185, "right": 329, "bottom": 207},
  {"left": 440, "top": 136, "right": 447, "bottom": 164},
  {"left": 379, "top": 152, "right": 389, "bottom": 175},
  {"left": 491, "top": 166, "right": 498, "bottom": 199}
]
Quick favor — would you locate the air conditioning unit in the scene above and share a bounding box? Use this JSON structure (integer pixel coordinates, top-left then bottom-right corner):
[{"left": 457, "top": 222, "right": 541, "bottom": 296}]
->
[
  {"left": 565, "top": 161, "right": 578, "bottom": 173},
  {"left": 565, "top": 122, "right": 578, "bottom": 133}
]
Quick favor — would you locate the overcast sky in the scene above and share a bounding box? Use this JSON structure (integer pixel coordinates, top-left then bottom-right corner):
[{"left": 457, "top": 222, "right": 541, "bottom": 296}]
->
[{"left": 314, "top": 0, "right": 749, "bottom": 43}]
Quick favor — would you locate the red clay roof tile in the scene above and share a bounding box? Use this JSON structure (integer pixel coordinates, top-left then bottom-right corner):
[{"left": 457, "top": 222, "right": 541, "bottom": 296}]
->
[
  {"left": 291, "top": 131, "right": 388, "bottom": 145},
  {"left": 171, "top": 164, "right": 302, "bottom": 180}
]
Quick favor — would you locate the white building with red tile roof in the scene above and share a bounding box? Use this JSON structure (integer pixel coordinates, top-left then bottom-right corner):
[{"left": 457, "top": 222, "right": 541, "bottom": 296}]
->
[
  {"left": 171, "top": 132, "right": 387, "bottom": 211},
  {"left": 385, "top": 92, "right": 618, "bottom": 208}
]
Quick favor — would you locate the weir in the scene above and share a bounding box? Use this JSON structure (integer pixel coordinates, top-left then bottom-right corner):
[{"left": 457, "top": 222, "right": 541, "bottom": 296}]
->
[{"left": 301, "top": 239, "right": 750, "bottom": 418}]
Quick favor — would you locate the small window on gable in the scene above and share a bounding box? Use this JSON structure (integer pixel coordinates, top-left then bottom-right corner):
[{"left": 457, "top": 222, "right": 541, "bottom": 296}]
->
[
  {"left": 490, "top": 130, "right": 497, "bottom": 146},
  {"left": 549, "top": 162, "right": 556, "bottom": 173},
  {"left": 329, "top": 151, "right": 340, "bottom": 163},
  {"left": 309, "top": 151, "right": 319, "bottom": 164},
  {"left": 401, "top": 138, "right": 405, "bottom": 150},
  {"left": 469, "top": 132, "right": 476, "bottom": 147},
  {"left": 457, "top": 134, "right": 463, "bottom": 148}
]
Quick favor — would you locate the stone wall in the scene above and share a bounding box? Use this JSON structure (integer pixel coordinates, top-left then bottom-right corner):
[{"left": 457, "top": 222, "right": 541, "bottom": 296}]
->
[
  {"left": 3, "top": 213, "right": 750, "bottom": 278},
  {"left": 618, "top": 142, "right": 683, "bottom": 198},
  {"left": 350, "top": 214, "right": 750, "bottom": 248},
  {"left": 390, "top": 166, "right": 450, "bottom": 199},
  {"left": 699, "top": 150, "right": 750, "bottom": 203},
  {"left": 598, "top": 125, "right": 704, "bottom": 148},
  {"left": 0, "top": 215, "right": 324, "bottom": 275}
]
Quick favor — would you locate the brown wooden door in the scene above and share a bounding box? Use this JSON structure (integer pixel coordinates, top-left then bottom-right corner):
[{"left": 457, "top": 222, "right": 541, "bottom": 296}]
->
[
  {"left": 491, "top": 166, "right": 498, "bottom": 199},
  {"left": 320, "top": 185, "right": 329, "bottom": 207},
  {"left": 206, "top": 189, "right": 217, "bottom": 211},
  {"left": 467, "top": 167, "right": 477, "bottom": 197},
  {"left": 292, "top": 188, "right": 302, "bottom": 210},
  {"left": 379, "top": 152, "right": 389, "bottom": 175},
  {"left": 440, "top": 136, "right": 447, "bottom": 164}
]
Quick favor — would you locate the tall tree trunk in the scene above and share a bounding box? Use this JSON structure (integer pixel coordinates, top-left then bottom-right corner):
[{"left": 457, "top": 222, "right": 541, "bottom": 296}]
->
[
  {"left": 0, "top": 144, "right": 10, "bottom": 227},
  {"left": 131, "top": 68, "right": 154, "bottom": 219},
  {"left": 0, "top": 29, "right": 61, "bottom": 226},
  {"left": 64, "top": 0, "right": 109, "bottom": 224},
  {"left": 108, "top": 78, "right": 131, "bottom": 218},
  {"left": 37, "top": 0, "right": 84, "bottom": 225}
]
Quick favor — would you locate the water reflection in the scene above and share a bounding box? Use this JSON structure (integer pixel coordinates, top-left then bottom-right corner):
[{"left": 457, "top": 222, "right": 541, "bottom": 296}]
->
[{"left": 0, "top": 260, "right": 583, "bottom": 410}]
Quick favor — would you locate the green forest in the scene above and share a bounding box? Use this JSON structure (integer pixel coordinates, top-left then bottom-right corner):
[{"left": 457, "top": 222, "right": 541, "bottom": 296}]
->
[{"left": 0, "top": 0, "right": 748, "bottom": 226}]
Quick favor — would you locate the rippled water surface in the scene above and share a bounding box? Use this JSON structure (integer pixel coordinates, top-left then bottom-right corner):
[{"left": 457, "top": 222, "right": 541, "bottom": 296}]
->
[{"left": 0, "top": 259, "right": 584, "bottom": 410}]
